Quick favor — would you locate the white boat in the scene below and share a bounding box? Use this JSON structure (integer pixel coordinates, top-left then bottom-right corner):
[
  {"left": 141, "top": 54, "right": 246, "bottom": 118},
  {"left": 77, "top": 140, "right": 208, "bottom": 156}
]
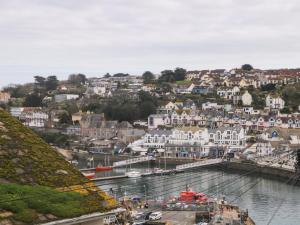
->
[{"left": 125, "top": 170, "right": 141, "bottom": 178}]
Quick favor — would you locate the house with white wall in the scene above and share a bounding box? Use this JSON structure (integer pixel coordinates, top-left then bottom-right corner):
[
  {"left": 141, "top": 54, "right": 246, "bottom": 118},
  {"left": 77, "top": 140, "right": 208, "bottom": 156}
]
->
[{"left": 266, "top": 94, "right": 285, "bottom": 110}]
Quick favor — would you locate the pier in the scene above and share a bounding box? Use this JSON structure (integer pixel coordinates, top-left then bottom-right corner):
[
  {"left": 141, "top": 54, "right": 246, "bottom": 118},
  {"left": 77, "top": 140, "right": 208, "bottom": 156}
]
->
[
  {"left": 176, "top": 158, "right": 223, "bottom": 171},
  {"left": 112, "top": 156, "right": 154, "bottom": 167}
]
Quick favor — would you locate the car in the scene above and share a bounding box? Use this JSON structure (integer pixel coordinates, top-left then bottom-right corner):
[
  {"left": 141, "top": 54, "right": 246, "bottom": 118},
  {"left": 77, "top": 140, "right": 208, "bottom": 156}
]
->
[
  {"left": 144, "top": 211, "right": 152, "bottom": 220},
  {"left": 133, "top": 212, "right": 145, "bottom": 220},
  {"left": 149, "top": 211, "right": 162, "bottom": 220}
]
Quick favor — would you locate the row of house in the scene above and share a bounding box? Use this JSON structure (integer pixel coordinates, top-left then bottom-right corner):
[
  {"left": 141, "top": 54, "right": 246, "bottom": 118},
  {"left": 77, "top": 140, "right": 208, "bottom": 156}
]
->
[
  {"left": 129, "top": 126, "right": 246, "bottom": 158},
  {"left": 185, "top": 69, "right": 300, "bottom": 89},
  {"left": 86, "top": 76, "right": 144, "bottom": 97}
]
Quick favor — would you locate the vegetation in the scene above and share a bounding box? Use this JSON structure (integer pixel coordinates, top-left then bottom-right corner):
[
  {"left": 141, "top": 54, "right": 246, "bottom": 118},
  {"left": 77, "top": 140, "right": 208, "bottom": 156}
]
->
[
  {"left": 0, "top": 109, "right": 85, "bottom": 186},
  {"left": 0, "top": 183, "right": 110, "bottom": 224},
  {"left": 36, "top": 131, "right": 70, "bottom": 148},
  {"left": 0, "top": 110, "right": 116, "bottom": 224},
  {"left": 158, "top": 68, "right": 187, "bottom": 83},
  {"left": 261, "top": 83, "right": 276, "bottom": 92},
  {"left": 34, "top": 75, "right": 59, "bottom": 91},
  {"left": 281, "top": 83, "right": 300, "bottom": 111},
  {"left": 82, "top": 91, "right": 158, "bottom": 122},
  {"left": 68, "top": 74, "right": 87, "bottom": 85},
  {"left": 23, "top": 93, "right": 43, "bottom": 107},
  {"left": 142, "top": 71, "right": 155, "bottom": 84},
  {"left": 176, "top": 80, "right": 193, "bottom": 85},
  {"left": 241, "top": 64, "right": 253, "bottom": 71}
]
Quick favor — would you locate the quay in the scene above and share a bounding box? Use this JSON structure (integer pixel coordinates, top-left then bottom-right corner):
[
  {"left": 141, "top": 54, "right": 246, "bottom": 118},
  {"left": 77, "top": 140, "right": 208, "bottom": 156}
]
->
[{"left": 90, "top": 175, "right": 128, "bottom": 181}]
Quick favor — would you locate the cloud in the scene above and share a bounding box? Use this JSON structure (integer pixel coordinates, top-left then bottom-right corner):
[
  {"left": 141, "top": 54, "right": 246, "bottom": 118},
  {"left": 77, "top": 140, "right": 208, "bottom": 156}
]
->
[{"left": 0, "top": 0, "right": 300, "bottom": 86}]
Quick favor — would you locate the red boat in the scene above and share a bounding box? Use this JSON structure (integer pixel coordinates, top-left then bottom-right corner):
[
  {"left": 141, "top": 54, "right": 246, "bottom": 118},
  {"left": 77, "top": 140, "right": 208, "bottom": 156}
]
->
[
  {"left": 95, "top": 166, "right": 113, "bottom": 172},
  {"left": 82, "top": 172, "right": 95, "bottom": 179},
  {"left": 179, "top": 186, "right": 208, "bottom": 203}
]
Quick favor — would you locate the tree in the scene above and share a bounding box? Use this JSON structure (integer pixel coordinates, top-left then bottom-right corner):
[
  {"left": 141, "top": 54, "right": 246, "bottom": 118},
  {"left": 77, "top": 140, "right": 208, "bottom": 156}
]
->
[
  {"left": 241, "top": 64, "right": 253, "bottom": 71},
  {"left": 104, "top": 73, "right": 111, "bottom": 78},
  {"left": 280, "top": 107, "right": 291, "bottom": 114},
  {"left": 68, "top": 74, "right": 87, "bottom": 85},
  {"left": 34, "top": 76, "right": 46, "bottom": 87},
  {"left": 45, "top": 76, "right": 58, "bottom": 91},
  {"left": 158, "top": 70, "right": 175, "bottom": 83},
  {"left": 142, "top": 71, "right": 155, "bottom": 84},
  {"left": 23, "top": 93, "right": 43, "bottom": 107},
  {"left": 160, "top": 82, "right": 172, "bottom": 93},
  {"left": 251, "top": 93, "right": 265, "bottom": 109},
  {"left": 174, "top": 67, "right": 186, "bottom": 81},
  {"left": 59, "top": 112, "right": 72, "bottom": 125},
  {"left": 139, "top": 101, "right": 156, "bottom": 119},
  {"left": 261, "top": 83, "right": 276, "bottom": 92},
  {"left": 113, "top": 73, "right": 129, "bottom": 77}
]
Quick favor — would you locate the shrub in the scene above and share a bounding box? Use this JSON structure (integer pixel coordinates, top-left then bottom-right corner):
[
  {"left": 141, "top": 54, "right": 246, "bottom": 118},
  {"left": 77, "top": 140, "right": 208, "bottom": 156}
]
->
[{"left": 13, "top": 209, "right": 38, "bottom": 224}]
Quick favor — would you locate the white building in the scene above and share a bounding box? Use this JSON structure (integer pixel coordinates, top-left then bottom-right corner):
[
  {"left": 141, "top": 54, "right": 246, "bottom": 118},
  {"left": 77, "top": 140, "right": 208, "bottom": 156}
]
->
[
  {"left": 208, "top": 126, "right": 246, "bottom": 148},
  {"left": 10, "top": 107, "right": 24, "bottom": 117},
  {"left": 141, "top": 129, "right": 172, "bottom": 149},
  {"left": 256, "top": 142, "right": 274, "bottom": 156},
  {"left": 202, "top": 102, "right": 223, "bottom": 110},
  {"left": 175, "top": 83, "right": 195, "bottom": 94},
  {"left": 186, "top": 71, "right": 201, "bottom": 80},
  {"left": 148, "top": 114, "right": 170, "bottom": 129},
  {"left": 168, "top": 127, "right": 209, "bottom": 146},
  {"left": 266, "top": 95, "right": 285, "bottom": 110},
  {"left": 54, "top": 94, "right": 79, "bottom": 103},
  {"left": 130, "top": 126, "right": 246, "bottom": 157},
  {"left": 217, "top": 86, "right": 240, "bottom": 100},
  {"left": 241, "top": 90, "right": 253, "bottom": 106},
  {"left": 10, "top": 107, "right": 49, "bottom": 128}
]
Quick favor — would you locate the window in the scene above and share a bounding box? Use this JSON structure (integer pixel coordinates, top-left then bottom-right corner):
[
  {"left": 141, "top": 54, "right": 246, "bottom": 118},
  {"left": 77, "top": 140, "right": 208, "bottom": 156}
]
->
[{"left": 149, "top": 117, "right": 154, "bottom": 126}]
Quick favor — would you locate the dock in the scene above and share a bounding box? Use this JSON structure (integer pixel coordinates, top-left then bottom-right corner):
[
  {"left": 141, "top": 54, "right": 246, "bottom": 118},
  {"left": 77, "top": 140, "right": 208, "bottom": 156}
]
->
[{"left": 176, "top": 158, "right": 223, "bottom": 171}]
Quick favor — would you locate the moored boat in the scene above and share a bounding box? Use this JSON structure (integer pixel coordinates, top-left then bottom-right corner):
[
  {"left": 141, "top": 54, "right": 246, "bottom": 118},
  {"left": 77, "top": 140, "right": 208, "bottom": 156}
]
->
[
  {"left": 82, "top": 172, "right": 95, "bottom": 179},
  {"left": 125, "top": 170, "right": 141, "bottom": 178},
  {"left": 95, "top": 166, "right": 113, "bottom": 172}
]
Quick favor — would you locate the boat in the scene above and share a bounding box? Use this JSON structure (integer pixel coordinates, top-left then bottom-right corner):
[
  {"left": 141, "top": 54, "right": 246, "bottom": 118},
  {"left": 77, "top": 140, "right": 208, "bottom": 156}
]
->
[
  {"left": 82, "top": 172, "right": 95, "bottom": 179},
  {"left": 95, "top": 166, "right": 113, "bottom": 172},
  {"left": 125, "top": 170, "right": 141, "bottom": 178},
  {"left": 179, "top": 186, "right": 208, "bottom": 203}
]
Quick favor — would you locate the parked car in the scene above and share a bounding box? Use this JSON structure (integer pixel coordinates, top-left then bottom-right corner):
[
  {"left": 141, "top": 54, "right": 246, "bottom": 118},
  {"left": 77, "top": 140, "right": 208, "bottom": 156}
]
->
[
  {"left": 149, "top": 211, "right": 162, "bottom": 220},
  {"left": 144, "top": 211, "right": 153, "bottom": 220},
  {"left": 133, "top": 212, "right": 145, "bottom": 220}
]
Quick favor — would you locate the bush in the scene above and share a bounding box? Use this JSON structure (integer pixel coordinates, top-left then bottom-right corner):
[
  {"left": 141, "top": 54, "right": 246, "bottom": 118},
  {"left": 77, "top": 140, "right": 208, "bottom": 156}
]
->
[
  {"left": 13, "top": 209, "right": 38, "bottom": 224},
  {"left": 0, "top": 183, "right": 107, "bottom": 223}
]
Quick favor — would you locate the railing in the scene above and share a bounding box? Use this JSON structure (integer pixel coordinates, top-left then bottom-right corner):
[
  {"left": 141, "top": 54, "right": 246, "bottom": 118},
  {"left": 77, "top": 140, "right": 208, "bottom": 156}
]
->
[
  {"left": 176, "top": 158, "right": 223, "bottom": 170},
  {"left": 113, "top": 156, "right": 153, "bottom": 167}
]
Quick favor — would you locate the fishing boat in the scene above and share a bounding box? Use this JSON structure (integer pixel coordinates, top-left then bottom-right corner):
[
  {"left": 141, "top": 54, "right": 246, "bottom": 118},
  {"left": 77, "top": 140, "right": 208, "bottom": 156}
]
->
[
  {"left": 125, "top": 170, "right": 141, "bottom": 178},
  {"left": 82, "top": 172, "right": 95, "bottom": 179}
]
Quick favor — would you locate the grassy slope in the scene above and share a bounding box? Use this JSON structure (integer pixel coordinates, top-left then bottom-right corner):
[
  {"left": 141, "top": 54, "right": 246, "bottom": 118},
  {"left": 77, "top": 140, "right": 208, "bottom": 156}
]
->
[
  {"left": 0, "top": 109, "right": 116, "bottom": 224},
  {"left": 0, "top": 109, "right": 85, "bottom": 187}
]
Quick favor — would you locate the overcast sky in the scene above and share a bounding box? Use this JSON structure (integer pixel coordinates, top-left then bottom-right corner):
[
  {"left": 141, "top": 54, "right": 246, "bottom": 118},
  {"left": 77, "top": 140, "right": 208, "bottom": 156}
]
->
[{"left": 0, "top": 0, "right": 300, "bottom": 86}]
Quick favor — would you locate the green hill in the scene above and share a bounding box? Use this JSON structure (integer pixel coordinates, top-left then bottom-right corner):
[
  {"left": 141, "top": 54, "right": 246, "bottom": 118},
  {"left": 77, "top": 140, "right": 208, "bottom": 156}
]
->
[{"left": 0, "top": 109, "right": 116, "bottom": 224}]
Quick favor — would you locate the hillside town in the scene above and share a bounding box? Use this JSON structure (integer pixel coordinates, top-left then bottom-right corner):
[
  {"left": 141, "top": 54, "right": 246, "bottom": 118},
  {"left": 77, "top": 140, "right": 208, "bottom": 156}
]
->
[{"left": 1, "top": 66, "right": 300, "bottom": 169}]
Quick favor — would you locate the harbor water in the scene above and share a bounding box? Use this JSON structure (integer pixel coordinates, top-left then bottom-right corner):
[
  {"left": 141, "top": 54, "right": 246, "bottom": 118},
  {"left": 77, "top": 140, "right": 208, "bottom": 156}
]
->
[{"left": 91, "top": 164, "right": 300, "bottom": 225}]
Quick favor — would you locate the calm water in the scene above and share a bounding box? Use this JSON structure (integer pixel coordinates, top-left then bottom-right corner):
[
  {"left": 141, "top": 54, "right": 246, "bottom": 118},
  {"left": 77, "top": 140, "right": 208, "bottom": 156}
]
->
[{"left": 91, "top": 164, "right": 300, "bottom": 225}]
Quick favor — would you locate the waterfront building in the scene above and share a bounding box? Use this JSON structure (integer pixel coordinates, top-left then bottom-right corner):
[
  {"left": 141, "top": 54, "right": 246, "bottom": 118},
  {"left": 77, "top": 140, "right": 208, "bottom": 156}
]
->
[{"left": 208, "top": 126, "right": 246, "bottom": 149}]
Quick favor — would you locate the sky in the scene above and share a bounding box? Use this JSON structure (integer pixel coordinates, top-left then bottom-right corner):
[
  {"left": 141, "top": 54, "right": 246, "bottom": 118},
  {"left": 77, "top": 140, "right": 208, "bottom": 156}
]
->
[{"left": 0, "top": 0, "right": 300, "bottom": 86}]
